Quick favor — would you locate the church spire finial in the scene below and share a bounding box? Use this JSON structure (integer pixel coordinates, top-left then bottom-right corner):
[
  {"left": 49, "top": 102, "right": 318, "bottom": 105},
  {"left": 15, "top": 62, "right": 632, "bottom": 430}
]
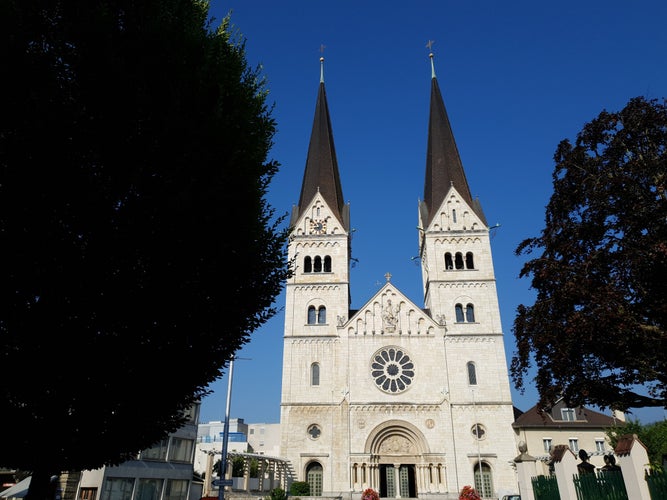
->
[
  {"left": 319, "top": 44, "right": 326, "bottom": 83},
  {"left": 426, "top": 40, "right": 436, "bottom": 79}
]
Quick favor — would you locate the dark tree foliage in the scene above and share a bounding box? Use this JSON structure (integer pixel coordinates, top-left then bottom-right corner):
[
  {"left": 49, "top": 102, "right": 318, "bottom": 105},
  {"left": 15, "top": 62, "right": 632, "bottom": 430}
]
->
[
  {"left": 511, "top": 96, "right": 667, "bottom": 414},
  {"left": 0, "top": 0, "right": 290, "bottom": 496}
]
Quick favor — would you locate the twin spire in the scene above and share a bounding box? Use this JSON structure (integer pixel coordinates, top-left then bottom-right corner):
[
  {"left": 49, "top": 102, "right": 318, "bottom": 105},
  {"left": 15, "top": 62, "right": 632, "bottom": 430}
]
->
[
  {"left": 295, "top": 50, "right": 485, "bottom": 232},
  {"left": 296, "top": 55, "right": 348, "bottom": 230}
]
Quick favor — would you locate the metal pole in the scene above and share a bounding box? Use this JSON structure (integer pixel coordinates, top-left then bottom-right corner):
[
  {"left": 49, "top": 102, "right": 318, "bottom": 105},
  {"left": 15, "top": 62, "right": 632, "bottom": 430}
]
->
[
  {"left": 472, "top": 389, "right": 485, "bottom": 498},
  {"left": 219, "top": 358, "right": 234, "bottom": 500}
]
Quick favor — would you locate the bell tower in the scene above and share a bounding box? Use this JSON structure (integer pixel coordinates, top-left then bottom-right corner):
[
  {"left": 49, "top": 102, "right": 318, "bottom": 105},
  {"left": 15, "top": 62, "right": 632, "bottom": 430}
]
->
[{"left": 279, "top": 57, "right": 351, "bottom": 494}]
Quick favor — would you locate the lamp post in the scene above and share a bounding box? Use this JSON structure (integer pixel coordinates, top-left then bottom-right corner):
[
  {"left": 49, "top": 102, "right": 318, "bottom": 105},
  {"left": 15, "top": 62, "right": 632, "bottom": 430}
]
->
[
  {"left": 471, "top": 388, "right": 486, "bottom": 498},
  {"left": 218, "top": 357, "right": 235, "bottom": 500}
]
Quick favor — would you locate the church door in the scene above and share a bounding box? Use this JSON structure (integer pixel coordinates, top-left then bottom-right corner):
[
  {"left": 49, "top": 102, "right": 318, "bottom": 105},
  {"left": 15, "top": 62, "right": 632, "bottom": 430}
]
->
[
  {"left": 306, "top": 462, "right": 323, "bottom": 496},
  {"left": 379, "top": 464, "right": 415, "bottom": 498}
]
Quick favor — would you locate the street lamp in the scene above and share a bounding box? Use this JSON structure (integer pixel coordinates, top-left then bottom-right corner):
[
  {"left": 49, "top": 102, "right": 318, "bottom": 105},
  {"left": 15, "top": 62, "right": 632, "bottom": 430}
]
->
[
  {"left": 218, "top": 358, "right": 235, "bottom": 500},
  {"left": 217, "top": 356, "right": 250, "bottom": 500},
  {"left": 471, "top": 388, "right": 486, "bottom": 498}
]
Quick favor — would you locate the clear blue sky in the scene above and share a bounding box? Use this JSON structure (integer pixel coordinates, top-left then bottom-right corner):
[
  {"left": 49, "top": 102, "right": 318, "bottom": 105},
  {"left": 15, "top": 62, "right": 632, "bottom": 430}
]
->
[{"left": 199, "top": 0, "right": 667, "bottom": 425}]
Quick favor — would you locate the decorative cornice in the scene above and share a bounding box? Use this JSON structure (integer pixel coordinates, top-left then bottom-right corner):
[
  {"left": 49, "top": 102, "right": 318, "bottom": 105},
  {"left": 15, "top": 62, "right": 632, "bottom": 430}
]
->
[{"left": 290, "top": 284, "right": 343, "bottom": 292}]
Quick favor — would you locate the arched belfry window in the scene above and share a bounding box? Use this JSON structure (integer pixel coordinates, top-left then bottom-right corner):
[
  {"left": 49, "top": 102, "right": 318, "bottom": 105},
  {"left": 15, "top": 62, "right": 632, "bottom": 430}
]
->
[
  {"left": 445, "top": 253, "right": 453, "bottom": 270},
  {"left": 465, "top": 304, "right": 475, "bottom": 322},
  {"left": 307, "top": 306, "right": 317, "bottom": 325},
  {"left": 304, "top": 256, "right": 312, "bottom": 273},
  {"left": 467, "top": 362, "right": 477, "bottom": 385},
  {"left": 465, "top": 252, "right": 474, "bottom": 269},
  {"left": 323, "top": 256, "right": 332, "bottom": 272},
  {"left": 317, "top": 306, "right": 326, "bottom": 324},
  {"left": 314, "top": 256, "right": 322, "bottom": 273},
  {"left": 455, "top": 304, "right": 464, "bottom": 323},
  {"left": 455, "top": 252, "right": 464, "bottom": 270},
  {"left": 311, "top": 363, "right": 320, "bottom": 386}
]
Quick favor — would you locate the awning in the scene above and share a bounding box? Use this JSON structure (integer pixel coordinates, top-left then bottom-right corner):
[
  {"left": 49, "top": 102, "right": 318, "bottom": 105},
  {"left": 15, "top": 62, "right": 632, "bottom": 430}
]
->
[{"left": 0, "top": 477, "right": 30, "bottom": 499}]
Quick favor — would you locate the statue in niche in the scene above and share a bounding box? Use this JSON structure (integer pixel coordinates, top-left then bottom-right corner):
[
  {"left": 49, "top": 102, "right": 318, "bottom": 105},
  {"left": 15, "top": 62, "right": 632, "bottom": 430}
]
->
[{"left": 382, "top": 299, "right": 400, "bottom": 332}]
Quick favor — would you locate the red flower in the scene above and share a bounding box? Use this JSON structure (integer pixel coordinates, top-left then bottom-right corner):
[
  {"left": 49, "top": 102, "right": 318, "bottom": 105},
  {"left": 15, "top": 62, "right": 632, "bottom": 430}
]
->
[
  {"left": 361, "top": 488, "right": 380, "bottom": 500},
  {"left": 459, "top": 485, "right": 481, "bottom": 500}
]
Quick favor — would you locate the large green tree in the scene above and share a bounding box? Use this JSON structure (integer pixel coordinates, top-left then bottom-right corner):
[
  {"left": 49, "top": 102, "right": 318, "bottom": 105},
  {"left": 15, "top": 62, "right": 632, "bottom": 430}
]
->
[
  {"left": 0, "top": 0, "right": 290, "bottom": 497},
  {"left": 511, "top": 96, "right": 667, "bottom": 414},
  {"left": 606, "top": 418, "right": 667, "bottom": 468}
]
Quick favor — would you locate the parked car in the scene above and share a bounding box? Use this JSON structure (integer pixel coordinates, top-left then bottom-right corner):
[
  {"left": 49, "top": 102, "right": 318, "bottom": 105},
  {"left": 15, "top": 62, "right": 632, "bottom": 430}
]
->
[{"left": 502, "top": 496, "right": 521, "bottom": 500}]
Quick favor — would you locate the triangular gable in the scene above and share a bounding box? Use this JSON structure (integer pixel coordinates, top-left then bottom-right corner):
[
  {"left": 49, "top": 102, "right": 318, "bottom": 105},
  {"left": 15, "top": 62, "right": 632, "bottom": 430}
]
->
[
  {"left": 420, "top": 184, "right": 487, "bottom": 233},
  {"left": 291, "top": 191, "right": 348, "bottom": 237},
  {"left": 343, "top": 281, "right": 440, "bottom": 336}
]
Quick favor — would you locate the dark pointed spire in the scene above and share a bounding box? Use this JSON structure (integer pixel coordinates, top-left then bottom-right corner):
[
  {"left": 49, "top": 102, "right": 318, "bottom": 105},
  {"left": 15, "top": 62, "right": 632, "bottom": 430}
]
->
[
  {"left": 422, "top": 51, "right": 486, "bottom": 226},
  {"left": 297, "top": 56, "right": 348, "bottom": 229}
]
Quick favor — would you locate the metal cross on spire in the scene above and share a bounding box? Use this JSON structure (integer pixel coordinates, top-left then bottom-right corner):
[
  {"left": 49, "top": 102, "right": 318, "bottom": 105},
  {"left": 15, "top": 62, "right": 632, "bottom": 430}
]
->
[
  {"left": 426, "top": 40, "right": 436, "bottom": 79},
  {"left": 319, "top": 44, "right": 326, "bottom": 82}
]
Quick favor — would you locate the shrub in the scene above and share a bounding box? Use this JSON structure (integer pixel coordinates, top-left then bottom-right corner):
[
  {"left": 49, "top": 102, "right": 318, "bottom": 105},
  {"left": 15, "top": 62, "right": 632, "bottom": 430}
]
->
[
  {"left": 290, "top": 482, "right": 310, "bottom": 496},
  {"left": 267, "top": 487, "right": 287, "bottom": 500}
]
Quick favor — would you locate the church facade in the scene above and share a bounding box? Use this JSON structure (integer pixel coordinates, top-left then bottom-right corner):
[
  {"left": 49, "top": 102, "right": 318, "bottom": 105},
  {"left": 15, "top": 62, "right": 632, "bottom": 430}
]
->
[{"left": 279, "top": 55, "right": 519, "bottom": 500}]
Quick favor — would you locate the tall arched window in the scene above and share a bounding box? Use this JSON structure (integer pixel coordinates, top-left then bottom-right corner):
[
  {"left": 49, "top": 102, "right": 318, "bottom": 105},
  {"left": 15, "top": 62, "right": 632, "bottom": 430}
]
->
[
  {"left": 465, "top": 304, "right": 475, "bottom": 322},
  {"left": 454, "top": 252, "right": 464, "bottom": 269},
  {"left": 307, "top": 306, "right": 316, "bottom": 325},
  {"left": 314, "top": 256, "right": 322, "bottom": 272},
  {"left": 452, "top": 209, "right": 457, "bottom": 223},
  {"left": 444, "top": 253, "right": 453, "bottom": 270},
  {"left": 304, "top": 256, "right": 312, "bottom": 273},
  {"left": 467, "top": 362, "right": 477, "bottom": 385},
  {"left": 474, "top": 462, "right": 493, "bottom": 499},
  {"left": 323, "top": 256, "right": 332, "bottom": 272},
  {"left": 317, "top": 306, "right": 326, "bottom": 324},
  {"left": 465, "top": 252, "right": 474, "bottom": 269},
  {"left": 455, "top": 304, "right": 464, "bottom": 323},
  {"left": 311, "top": 363, "right": 320, "bottom": 386}
]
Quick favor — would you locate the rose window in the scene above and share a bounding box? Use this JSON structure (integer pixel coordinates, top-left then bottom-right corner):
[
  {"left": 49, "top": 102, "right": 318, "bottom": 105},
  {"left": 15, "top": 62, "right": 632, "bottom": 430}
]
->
[{"left": 371, "top": 347, "right": 415, "bottom": 393}]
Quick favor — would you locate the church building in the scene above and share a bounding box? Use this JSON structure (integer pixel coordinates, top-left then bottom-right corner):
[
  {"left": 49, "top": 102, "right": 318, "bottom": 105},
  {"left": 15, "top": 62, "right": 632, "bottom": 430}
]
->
[{"left": 279, "top": 53, "right": 519, "bottom": 500}]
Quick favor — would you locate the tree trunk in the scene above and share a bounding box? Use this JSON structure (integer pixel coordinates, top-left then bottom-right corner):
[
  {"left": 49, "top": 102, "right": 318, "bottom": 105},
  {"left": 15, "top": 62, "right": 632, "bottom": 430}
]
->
[{"left": 25, "top": 469, "right": 59, "bottom": 500}]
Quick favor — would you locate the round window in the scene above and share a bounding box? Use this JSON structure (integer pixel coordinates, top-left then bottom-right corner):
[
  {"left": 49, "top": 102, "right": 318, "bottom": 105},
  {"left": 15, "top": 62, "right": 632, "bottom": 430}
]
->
[
  {"left": 472, "top": 424, "right": 486, "bottom": 440},
  {"left": 307, "top": 424, "right": 321, "bottom": 440},
  {"left": 371, "top": 346, "right": 415, "bottom": 393}
]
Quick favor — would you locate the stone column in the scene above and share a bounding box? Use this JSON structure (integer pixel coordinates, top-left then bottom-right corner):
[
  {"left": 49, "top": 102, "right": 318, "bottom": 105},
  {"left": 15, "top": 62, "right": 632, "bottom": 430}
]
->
[
  {"left": 393, "top": 464, "right": 402, "bottom": 498},
  {"left": 551, "top": 444, "right": 578, "bottom": 500},
  {"left": 615, "top": 434, "right": 651, "bottom": 500},
  {"left": 417, "top": 464, "right": 426, "bottom": 493},
  {"left": 243, "top": 458, "right": 250, "bottom": 492},
  {"left": 513, "top": 442, "right": 538, "bottom": 500}
]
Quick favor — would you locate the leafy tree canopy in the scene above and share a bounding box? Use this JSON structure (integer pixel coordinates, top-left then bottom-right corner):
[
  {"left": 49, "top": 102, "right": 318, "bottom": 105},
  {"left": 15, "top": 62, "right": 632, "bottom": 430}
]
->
[
  {"left": 511, "top": 96, "right": 667, "bottom": 414},
  {"left": 0, "top": 0, "right": 290, "bottom": 493},
  {"left": 606, "top": 418, "right": 667, "bottom": 468}
]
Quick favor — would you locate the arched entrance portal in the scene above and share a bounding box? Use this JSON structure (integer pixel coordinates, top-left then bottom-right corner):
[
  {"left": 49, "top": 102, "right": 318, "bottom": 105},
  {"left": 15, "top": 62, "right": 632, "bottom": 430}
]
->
[
  {"left": 356, "top": 420, "right": 444, "bottom": 498},
  {"left": 379, "top": 464, "right": 416, "bottom": 498}
]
